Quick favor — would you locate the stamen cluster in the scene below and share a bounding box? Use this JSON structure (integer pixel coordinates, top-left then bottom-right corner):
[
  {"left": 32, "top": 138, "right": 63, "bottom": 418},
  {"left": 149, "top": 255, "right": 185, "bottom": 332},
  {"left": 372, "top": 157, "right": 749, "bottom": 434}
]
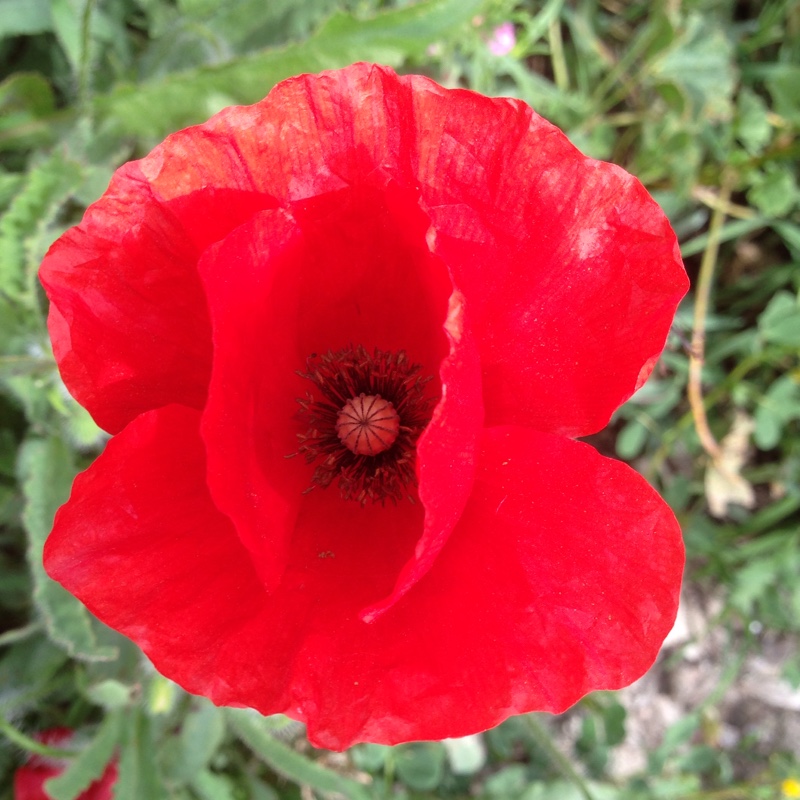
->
[{"left": 296, "top": 346, "right": 434, "bottom": 504}]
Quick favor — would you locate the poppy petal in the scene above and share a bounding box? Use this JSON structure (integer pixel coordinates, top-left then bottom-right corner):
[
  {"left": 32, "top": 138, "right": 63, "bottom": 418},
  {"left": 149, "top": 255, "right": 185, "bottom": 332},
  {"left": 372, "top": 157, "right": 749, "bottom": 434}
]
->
[
  {"left": 361, "top": 290, "right": 484, "bottom": 621},
  {"left": 306, "top": 425, "right": 684, "bottom": 746},
  {"left": 266, "top": 65, "right": 688, "bottom": 435},
  {"left": 44, "top": 409, "right": 681, "bottom": 750},
  {"left": 40, "top": 157, "right": 277, "bottom": 434},
  {"left": 44, "top": 405, "right": 268, "bottom": 689},
  {"left": 404, "top": 78, "right": 688, "bottom": 435},
  {"left": 205, "top": 63, "right": 687, "bottom": 436},
  {"left": 198, "top": 182, "right": 466, "bottom": 591},
  {"left": 197, "top": 207, "right": 308, "bottom": 589}
]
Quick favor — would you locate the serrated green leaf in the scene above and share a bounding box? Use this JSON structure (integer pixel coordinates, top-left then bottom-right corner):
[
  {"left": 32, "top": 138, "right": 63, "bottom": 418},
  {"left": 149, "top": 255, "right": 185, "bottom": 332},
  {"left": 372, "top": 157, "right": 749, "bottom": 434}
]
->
[
  {"left": 735, "top": 88, "right": 772, "bottom": 155},
  {"left": 0, "top": 171, "right": 24, "bottom": 210},
  {"left": 758, "top": 291, "right": 800, "bottom": 347},
  {"left": 226, "top": 709, "right": 372, "bottom": 800},
  {"left": 747, "top": 164, "right": 799, "bottom": 218},
  {"left": 18, "top": 436, "right": 117, "bottom": 662},
  {"left": 96, "top": 0, "right": 485, "bottom": 139},
  {"left": 49, "top": 0, "right": 121, "bottom": 84},
  {"left": 649, "top": 13, "right": 735, "bottom": 119},
  {"left": 764, "top": 63, "right": 800, "bottom": 123},
  {"left": 754, "top": 373, "right": 800, "bottom": 450},
  {"left": 116, "top": 710, "right": 165, "bottom": 800},
  {"left": 181, "top": 0, "right": 337, "bottom": 51},
  {"left": 44, "top": 713, "right": 123, "bottom": 800},
  {"left": 730, "top": 557, "right": 779, "bottom": 615},
  {"left": 51, "top": 0, "right": 90, "bottom": 77},
  {"left": 0, "top": 150, "right": 83, "bottom": 302},
  {"left": 0, "top": 633, "right": 68, "bottom": 711}
]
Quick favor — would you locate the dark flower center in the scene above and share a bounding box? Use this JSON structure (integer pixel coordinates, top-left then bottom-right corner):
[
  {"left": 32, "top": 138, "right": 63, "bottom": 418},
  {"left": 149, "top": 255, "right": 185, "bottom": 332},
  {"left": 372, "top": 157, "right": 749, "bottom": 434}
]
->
[{"left": 295, "top": 346, "right": 433, "bottom": 504}]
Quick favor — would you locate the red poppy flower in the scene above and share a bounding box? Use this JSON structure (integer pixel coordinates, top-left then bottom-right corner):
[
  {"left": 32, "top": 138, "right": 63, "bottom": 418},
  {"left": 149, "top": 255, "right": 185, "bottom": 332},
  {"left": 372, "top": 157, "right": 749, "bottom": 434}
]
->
[
  {"left": 14, "top": 729, "right": 117, "bottom": 800},
  {"left": 41, "top": 63, "right": 688, "bottom": 750}
]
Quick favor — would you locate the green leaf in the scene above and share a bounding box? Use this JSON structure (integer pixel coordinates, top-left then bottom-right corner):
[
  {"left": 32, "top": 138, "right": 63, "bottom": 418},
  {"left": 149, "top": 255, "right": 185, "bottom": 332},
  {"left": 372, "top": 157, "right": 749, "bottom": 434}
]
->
[
  {"left": 0, "top": 73, "right": 58, "bottom": 152},
  {"left": 758, "top": 290, "right": 800, "bottom": 347},
  {"left": 615, "top": 418, "right": 649, "bottom": 460},
  {"left": 18, "top": 436, "right": 117, "bottom": 662},
  {"left": 484, "top": 764, "right": 528, "bottom": 798},
  {"left": 648, "top": 713, "right": 701, "bottom": 773},
  {"left": 0, "top": 634, "right": 68, "bottom": 711},
  {"left": 730, "top": 556, "right": 780, "bottom": 615},
  {"left": 190, "top": 770, "right": 237, "bottom": 800},
  {"left": 350, "top": 742, "right": 391, "bottom": 772},
  {"left": 180, "top": 0, "right": 337, "bottom": 51},
  {"left": 226, "top": 709, "right": 372, "bottom": 800},
  {"left": 0, "top": 170, "right": 24, "bottom": 210},
  {"left": 44, "top": 713, "right": 123, "bottom": 800},
  {"left": 115, "top": 710, "right": 165, "bottom": 800},
  {"left": 602, "top": 701, "right": 626, "bottom": 747},
  {"left": 0, "top": 150, "right": 83, "bottom": 302},
  {"left": 764, "top": 63, "right": 800, "bottom": 123},
  {"left": 95, "top": 0, "right": 485, "bottom": 139},
  {"left": 394, "top": 742, "right": 446, "bottom": 791},
  {"left": 50, "top": 0, "right": 90, "bottom": 77},
  {"left": 649, "top": 13, "right": 736, "bottom": 119},
  {"left": 774, "top": 222, "right": 800, "bottom": 260},
  {"left": 172, "top": 701, "right": 226, "bottom": 783},
  {"left": 521, "top": 781, "right": 619, "bottom": 800},
  {"left": 0, "top": 0, "right": 53, "bottom": 38},
  {"left": 747, "top": 164, "right": 799, "bottom": 218},
  {"left": 754, "top": 373, "right": 800, "bottom": 450},
  {"left": 50, "top": 0, "right": 120, "bottom": 81},
  {"left": 242, "top": 775, "right": 280, "bottom": 800},
  {"left": 86, "top": 679, "right": 136, "bottom": 710},
  {"left": 735, "top": 88, "right": 772, "bottom": 155}
]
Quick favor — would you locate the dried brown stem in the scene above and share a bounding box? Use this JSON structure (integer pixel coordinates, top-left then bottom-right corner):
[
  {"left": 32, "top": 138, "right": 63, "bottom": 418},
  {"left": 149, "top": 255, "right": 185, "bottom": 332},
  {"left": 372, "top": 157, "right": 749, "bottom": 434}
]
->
[{"left": 687, "top": 170, "right": 735, "bottom": 461}]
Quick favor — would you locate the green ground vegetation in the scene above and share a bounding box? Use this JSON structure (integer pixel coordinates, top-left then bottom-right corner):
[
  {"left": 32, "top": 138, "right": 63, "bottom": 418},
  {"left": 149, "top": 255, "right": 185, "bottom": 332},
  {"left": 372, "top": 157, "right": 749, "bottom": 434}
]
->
[{"left": 0, "top": 0, "right": 799, "bottom": 798}]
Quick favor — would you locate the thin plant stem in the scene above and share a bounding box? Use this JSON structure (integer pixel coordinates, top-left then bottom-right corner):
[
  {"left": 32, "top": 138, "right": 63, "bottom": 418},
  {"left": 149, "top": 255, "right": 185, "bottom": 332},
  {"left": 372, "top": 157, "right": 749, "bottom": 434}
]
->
[
  {"left": 591, "top": 20, "right": 658, "bottom": 110},
  {"left": 0, "top": 716, "right": 76, "bottom": 758},
  {"left": 691, "top": 186, "right": 756, "bottom": 220},
  {"left": 646, "top": 350, "right": 783, "bottom": 483},
  {"left": 687, "top": 170, "right": 736, "bottom": 462},
  {"left": 77, "top": 0, "right": 97, "bottom": 114},
  {"left": 523, "top": 714, "right": 596, "bottom": 800},
  {"left": 548, "top": 18, "right": 569, "bottom": 92}
]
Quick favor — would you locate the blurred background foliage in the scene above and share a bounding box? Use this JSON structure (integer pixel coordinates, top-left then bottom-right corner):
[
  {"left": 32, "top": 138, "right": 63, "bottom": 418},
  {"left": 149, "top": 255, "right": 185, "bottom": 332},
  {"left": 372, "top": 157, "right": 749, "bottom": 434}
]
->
[{"left": 0, "top": 0, "right": 799, "bottom": 798}]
